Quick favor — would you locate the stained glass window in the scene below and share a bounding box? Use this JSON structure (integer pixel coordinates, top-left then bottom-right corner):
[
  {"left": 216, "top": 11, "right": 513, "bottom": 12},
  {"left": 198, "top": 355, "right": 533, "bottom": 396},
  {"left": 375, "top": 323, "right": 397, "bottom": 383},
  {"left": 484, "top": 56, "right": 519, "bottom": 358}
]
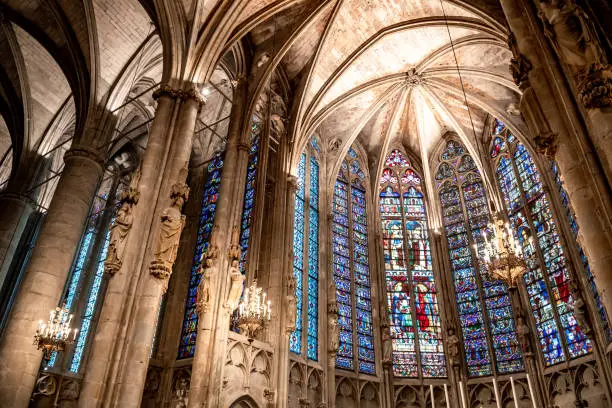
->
[
  {"left": 177, "top": 153, "right": 224, "bottom": 359},
  {"left": 491, "top": 120, "right": 592, "bottom": 366},
  {"left": 333, "top": 150, "right": 375, "bottom": 374},
  {"left": 381, "top": 150, "right": 446, "bottom": 378},
  {"left": 551, "top": 162, "right": 611, "bottom": 341},
  {"left": 290, "top": 144, "right": 320, "bottom": 361},
  {"left": 47, "top": 169, "right": 123, "bottom": 370},
  {"left": 436, "top": 141, "right": 523, "bottom": 377},
  {"left": 238, "top": 118, "right": 262, "bottom": 273}
]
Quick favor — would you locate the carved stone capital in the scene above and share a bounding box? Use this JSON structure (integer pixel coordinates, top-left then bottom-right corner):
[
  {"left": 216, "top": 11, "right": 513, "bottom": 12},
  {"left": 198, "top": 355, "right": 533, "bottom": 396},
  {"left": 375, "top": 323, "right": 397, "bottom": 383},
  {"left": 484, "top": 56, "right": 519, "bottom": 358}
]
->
[
  {"left": 153, "top": 84, "right": 181, "bottom": 100},
  {"left": 287, "top": 175, "right": 298, "bottom": 192},
  {"left": 264, "top": 388, "right": 276, "bottom": 402},
  {"left": 64, "top": 145, "right": 104, "bottom": 168},
  {"left": 577, "top": 63, "right": 612, "bottom": 109},
  {"left": 181, "top": 86, "right": 207, "bottom": 109},
  {"left": 237, "top": 142, "right": 250, "bottom": 152},
  {"left": 533, "top": 131, "right": 558, "bottom": 159}
]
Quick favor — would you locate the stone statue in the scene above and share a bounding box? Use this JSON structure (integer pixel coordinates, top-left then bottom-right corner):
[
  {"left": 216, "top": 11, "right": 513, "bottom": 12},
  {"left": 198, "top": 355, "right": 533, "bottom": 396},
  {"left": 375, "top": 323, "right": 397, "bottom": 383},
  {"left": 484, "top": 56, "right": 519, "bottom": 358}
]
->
[
  {"left": 196, "top": 232, "right": 219, "bottom": 315},
  {"left": 382, "top": 324, "right": 392, "bottom": 365},
  {"left": 225, "top": 259, "right": 244, "bottom": 311},
  {"left": 105, "top": 167, "right": 140, "bottom": 276},
  {"left": 150, "top": 169, "right": 189, "bottom": 281},
  {"left": 328, "top": 303, "right": 339, "bottom": 354},
  {"left": 571, "top": 281, "right": 592, "bottom": 335},
  {"left": 539, "top": 0, "right": 604, "bottom": 68},
  {"left": 446, "top": 327, "right": 460, "bottom": 365},
  {"left": 516, "top": 314, "right": 531, "bottom": 353},
  {"left": 286, "top": 275, "right": 297, "bottom": 333}
]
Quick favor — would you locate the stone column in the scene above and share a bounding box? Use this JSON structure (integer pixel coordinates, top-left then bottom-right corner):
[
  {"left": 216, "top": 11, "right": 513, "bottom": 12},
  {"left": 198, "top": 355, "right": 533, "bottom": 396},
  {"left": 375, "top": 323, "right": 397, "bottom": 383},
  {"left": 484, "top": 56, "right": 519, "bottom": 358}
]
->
[
  {"left": 111, "top": 91, "right": 202, "bottom": 407},
  {"left": 534, "top": 0, "right": 612, "bottom": 184},
  {"left": 188, "top": 78, "right": 248, "bottom": 407},
  {"left": 78, "top": 89, "right": 180, "bottom": 406},
  {"left": 0, "top": 193, "right": 34, "bottom": 281},
  {"left": 500, "top": 0, "right": 612, "bottom": 317},
  {"left": 0, "top": 146, "right": 103, "bottom": 408}
]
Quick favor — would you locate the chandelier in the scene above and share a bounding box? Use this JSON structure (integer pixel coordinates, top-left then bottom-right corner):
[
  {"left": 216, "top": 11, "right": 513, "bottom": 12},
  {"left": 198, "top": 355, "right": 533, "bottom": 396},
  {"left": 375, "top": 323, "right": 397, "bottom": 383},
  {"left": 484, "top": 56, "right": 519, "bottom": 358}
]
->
[
  {"left": 34, "top": 305, "right": 78, "bottom": 361},
  {"left": 476, "top": 214, "right": 531, "bottom": 288},
  {"left": 236, "top": 280, "right": 271, "bottom": 339}
]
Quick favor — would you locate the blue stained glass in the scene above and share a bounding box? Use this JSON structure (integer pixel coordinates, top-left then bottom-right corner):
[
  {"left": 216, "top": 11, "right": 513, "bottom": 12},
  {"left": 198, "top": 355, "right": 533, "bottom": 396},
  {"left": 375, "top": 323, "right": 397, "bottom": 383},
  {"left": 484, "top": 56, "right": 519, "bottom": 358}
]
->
[
  {"left": 493, "top": 120, "right": 592, "bottom": 366},
  {"left": 551, "top": 162, "right": 611, "bottom": 341},
  {"left": 438, "top": 140, "right": 523, "bottom": 377},
  {"left": 178, "top": 154, "right": 224, "bottom": 359},
  {"left": 382, "top": 159, "right": 446, "bottom": 378},
  {"left": 290, "top": 154, "right": 307, "bottom": 354},
  {"left": 307, "top": 157, "right": 319, "bottom": 360},
  {"left": 238, "top": 120, "right": 262, "bottom": 274}
]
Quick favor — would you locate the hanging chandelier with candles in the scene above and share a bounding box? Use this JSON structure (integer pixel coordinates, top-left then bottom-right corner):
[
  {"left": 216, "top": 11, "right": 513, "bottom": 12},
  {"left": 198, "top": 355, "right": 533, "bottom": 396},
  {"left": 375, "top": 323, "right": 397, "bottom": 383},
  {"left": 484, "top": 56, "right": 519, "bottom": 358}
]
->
[
  {"left": 34, "top": 305, "right": 78, "bottom": 361},
  {"left": 476, "top": 214, "right": 531, "bottom": 288},
  {"left": 236, "top": 280, "right": 271, "bottom": 339}
]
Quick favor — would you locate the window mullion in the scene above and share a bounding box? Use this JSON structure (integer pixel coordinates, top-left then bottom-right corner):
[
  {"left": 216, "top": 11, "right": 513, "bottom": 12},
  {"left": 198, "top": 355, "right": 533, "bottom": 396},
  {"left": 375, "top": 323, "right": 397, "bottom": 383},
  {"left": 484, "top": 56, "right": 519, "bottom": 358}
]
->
[
  {"left": 398, "top": 179, "right": 423, "bottom": 378},
  {"left": 507, "top": 148, "right": 570, "bottom": 362},
  {"left": 346, "top": 180, "right": 359, "bottom": 373},
  {"left": 458, "top": 173, "right": 498, "bottom": 376},
  {"left": 302, "top": 158, "right": 311, "bottom": 358}
]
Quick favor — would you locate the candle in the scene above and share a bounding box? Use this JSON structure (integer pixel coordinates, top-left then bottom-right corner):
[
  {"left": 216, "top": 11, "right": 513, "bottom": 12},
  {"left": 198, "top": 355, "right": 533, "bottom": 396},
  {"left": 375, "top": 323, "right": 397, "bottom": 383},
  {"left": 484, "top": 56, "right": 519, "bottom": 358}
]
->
[
  {"left": 492, "top": 378, "right": 501, "bottom": 408},
  {"left": 459, "top": 381, "right": 467, "bottom": 408},
  {"left": 444, "top": 384, "right": 450, "bottom": 408},
  {"left": 430, "top": 384, "right": 435, "bottom": 408},
  {"left": 510, "top": 377, "right": 519, "bottom": 408},
  {"left": 526, "top": 374, "right": 537, "bottom": 408}
]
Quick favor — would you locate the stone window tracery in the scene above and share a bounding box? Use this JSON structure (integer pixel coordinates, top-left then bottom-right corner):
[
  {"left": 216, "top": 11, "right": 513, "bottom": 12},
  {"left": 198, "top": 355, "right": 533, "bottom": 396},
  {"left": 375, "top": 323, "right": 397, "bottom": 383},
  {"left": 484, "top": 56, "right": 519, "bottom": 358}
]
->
[
  {"left": 490, "top": 120, "right": 592, "bottom": 366},
  {"left": 290, "top": 140, "right": 320, "bottom": 361},
  {"left": 436, "top": 140, "right": 523, "bottom": 377},
  {"left": 380, "top": 149, "right": 445, "bottom": 378},
  {"left": 333, "top": 147, "right": 375, "bottom": 374}
]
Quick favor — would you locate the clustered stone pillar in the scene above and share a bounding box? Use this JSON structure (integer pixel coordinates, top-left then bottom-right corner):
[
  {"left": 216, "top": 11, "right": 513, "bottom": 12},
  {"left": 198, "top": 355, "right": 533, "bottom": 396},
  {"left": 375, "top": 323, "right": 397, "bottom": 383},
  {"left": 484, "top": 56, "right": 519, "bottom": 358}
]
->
[
  {"left": 78, "top": 85, "right": 204, "bottom": 407},
  {"left": 499, "top": 0, "right": 612, "bottom": 317},
  {"left": 0, "top": 146, "right": 103, "bottom": 408},
  {"left": 188, "top": 77, "right": 248, "bottom": 407}
]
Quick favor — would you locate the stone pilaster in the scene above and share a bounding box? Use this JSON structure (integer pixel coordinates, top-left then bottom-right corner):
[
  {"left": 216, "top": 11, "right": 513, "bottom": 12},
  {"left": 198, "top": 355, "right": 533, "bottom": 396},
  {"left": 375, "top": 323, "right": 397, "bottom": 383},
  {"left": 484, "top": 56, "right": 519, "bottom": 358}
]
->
[{"left": 0, "top": 145, "right": 103, "bottom": 408}]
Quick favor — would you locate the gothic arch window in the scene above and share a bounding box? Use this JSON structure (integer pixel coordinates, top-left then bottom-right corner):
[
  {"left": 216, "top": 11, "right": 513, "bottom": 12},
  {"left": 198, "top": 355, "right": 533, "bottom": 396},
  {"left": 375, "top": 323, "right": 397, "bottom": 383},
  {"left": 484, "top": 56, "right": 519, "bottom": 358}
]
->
[
  {"left": 333, "top": 147, "right": 375, "bottom": 374},
  {"left": 490, "top": 120, "right": 591, "bottom": 366},
  {"left": 380, "top": 149, "right": 445, "bottom": 378},
  {"left": 290, "top": 138, "right": 320, "bottom": 360},
  {"left": 46, "top": 167, "right": 130, "bottom": 372},
  {"left": 177, "top": 153, "right": 224, "bottom": 359},
  {"left": 435, "top": 139, "right": 523, "bottom": 377},
  {"left": 237, "top": 115, "right": 263, "bottom": 274}
]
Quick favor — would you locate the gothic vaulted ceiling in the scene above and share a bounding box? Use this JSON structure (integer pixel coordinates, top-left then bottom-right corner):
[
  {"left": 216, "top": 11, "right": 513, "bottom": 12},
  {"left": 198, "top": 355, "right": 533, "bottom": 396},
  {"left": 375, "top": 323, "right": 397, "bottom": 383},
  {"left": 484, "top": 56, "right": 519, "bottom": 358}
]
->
[{"left": 242, "top": 0, "right": 524, "bottom": 182}]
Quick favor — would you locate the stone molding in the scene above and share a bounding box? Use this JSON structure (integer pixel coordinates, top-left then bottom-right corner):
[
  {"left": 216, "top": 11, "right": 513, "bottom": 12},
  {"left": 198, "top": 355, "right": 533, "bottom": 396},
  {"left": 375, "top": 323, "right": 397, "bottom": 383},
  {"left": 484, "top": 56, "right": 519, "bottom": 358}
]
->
[{"left": 63, "top": 145, "right": 104, "bottom": 169}]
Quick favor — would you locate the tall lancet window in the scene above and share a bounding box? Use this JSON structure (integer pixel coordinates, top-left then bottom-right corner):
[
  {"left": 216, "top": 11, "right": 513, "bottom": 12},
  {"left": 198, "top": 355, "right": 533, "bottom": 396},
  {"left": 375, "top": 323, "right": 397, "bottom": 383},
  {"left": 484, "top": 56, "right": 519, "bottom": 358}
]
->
[
  {"left": 551, "top": 162, "right": 611, "bottom": 341},
  {"left": 47, "top": 167, "right": 128, "bottom": 372},
  {"left": 333, "top": 147, "right": 375, "bottom": 374},
  {"left": 436, "top": 140, "right": 523, "bottom": 377},
  {"left": 490, "top": 120, "right": 591, "bottom": 366},
  {"left": 290, "top": 138, "right": 320, "bottom": 360},
  {"left": 177, "top": 153, "right": 224, "bottom": 359},
  {"left": 238, "top": 115, "right": 263, "bottom": 273},
  {"left": 380, "top": 150, "right": 445, "bottom": 378}
]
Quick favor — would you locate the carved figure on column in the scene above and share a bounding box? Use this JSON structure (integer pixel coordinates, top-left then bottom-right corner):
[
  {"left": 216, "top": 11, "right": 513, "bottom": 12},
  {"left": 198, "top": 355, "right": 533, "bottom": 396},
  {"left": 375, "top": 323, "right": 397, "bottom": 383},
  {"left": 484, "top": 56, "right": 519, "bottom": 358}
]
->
[
  {"left": 225, "top": 225, "right": 244, "bottom": 311},
  {"left": 286, "top": 254, "right": 297, "bottom": 333},
  {"left": 382, "top": 322, "right": 392, "bottom": 366},
  {"left": 328, "top": 302, "right": 339, "bottom": 355},
  {"left": 508, "top": 33, "right": 533, "bottom": 90},
  {"left": 196, "top": 229, "right": 220, "bottom": 315},
  {"left": 150, "top": 168, "right": 189, "bottom": 281},
  {"left": 105, "top": 167, "right": 141, "bottom": 276},
  {"left": 538, "top": 0, "right": 612, "bottom": 108},
  {"left": 516, "top": 313, "right": 531, "bottom": 354},
  {"left": 570, "top": 280, "right": 592, "bottom": 335},
  {"left": 446, "top": 327, "right": 460, "bottom": 366}
]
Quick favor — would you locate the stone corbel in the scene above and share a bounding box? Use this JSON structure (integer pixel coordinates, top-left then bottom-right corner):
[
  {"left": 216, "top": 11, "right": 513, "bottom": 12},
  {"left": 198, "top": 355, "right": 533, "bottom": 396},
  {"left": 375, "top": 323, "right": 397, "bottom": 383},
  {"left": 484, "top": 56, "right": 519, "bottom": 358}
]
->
[
  {"left": 105, "top": 167, "right": 141, "bottom": 276},
  {"left": 150, "top": 168, "right": 190, "bottom": 283},
  {"left": 577, "top": 63, "right": 612, "bottom": 109},
  {"left": 533, "top": 131, "right": 558, "bottom": 159}
]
